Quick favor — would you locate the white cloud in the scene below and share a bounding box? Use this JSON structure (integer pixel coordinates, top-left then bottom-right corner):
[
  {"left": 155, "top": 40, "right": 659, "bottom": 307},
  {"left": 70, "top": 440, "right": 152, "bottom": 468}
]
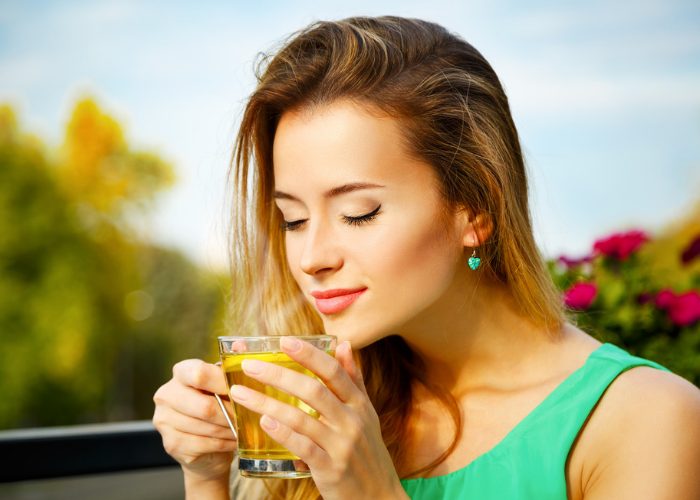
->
[{"left": 504, "top": 69, "right": 700, "bottom": 116}]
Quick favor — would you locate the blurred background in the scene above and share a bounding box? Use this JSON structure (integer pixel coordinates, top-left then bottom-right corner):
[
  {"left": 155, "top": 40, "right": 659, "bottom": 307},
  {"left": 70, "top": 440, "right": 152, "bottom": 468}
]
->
[{"left": 1, "top": 0, "right": 699, "bottom": 431}]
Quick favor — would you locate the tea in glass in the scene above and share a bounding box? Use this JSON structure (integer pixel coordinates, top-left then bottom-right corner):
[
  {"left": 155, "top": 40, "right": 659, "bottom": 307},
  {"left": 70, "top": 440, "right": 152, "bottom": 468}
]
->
[{"left": 218, "top": 335, "right": 336, "bottom": 478}]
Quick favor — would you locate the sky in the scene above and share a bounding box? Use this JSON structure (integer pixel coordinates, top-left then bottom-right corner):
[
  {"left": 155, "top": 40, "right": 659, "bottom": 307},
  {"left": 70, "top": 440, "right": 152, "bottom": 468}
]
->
[{"left": 1, "top": 0, "right": 699, "bottom": 272}]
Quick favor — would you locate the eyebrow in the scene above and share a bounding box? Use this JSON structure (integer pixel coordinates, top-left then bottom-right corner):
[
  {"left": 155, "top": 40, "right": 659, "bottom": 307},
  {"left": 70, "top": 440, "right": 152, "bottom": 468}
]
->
[{"left": 273, "top": 182, "right": 385, "bottom": 201}]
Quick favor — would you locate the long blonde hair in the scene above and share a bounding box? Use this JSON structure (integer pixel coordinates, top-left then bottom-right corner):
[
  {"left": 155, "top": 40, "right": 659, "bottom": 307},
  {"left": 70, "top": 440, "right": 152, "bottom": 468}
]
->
[{"left": 227, "top": 15, "right": 566, "bottom": 499}]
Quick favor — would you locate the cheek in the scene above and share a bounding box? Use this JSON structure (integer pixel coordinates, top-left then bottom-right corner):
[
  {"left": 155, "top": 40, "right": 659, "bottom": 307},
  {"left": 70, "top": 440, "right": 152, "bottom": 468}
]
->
[
  {"left": 367, "top": 216, "right": 461, "bottom": 305},
  {"left": 285, "top": 237, "right": 304, "bottom": 281}
]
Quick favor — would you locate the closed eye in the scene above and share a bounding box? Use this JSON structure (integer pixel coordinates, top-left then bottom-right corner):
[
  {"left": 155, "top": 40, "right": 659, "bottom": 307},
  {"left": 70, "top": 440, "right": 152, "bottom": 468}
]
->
[
  {"left": 342, "top": 205, "right": 381, "bottom": 226},
  {"left": 281, "top": 205, "right": 382, "bottom": 232},
  {"left": 281, "top": 218, "right": 306, "bottom": 232}
]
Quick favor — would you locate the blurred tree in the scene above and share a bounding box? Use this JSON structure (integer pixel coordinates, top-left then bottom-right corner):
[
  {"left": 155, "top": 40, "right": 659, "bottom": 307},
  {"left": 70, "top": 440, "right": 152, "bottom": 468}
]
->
[
  {"left": 0, "top": 104, "right": 99, "bottom": 426},
  {"left": 123, "top": 245, "right": 228, "bottom": 419},
  {"left": 0, "top": 100, "right": 227, "bottom": 428},
  {"left": 58, "top": 97, "right": 175, "bottom": 217}
]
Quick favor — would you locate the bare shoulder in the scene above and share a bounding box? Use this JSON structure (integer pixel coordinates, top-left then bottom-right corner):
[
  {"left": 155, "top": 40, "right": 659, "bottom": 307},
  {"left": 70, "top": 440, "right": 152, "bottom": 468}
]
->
[
  {"left": 604, "top": 365, "right": 700, "bottom": 411},
  {"left": 582, "top": 366, "right": 700, "bottom": 499},
  {"left": 600, "top": 367, "right": 700, "bottom": 434}
]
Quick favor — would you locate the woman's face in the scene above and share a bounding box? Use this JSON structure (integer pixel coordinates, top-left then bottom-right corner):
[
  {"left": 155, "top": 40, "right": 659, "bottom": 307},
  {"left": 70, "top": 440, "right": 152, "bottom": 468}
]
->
[{"left": 272, "top": 100, "right": 468, "bottom": 348}]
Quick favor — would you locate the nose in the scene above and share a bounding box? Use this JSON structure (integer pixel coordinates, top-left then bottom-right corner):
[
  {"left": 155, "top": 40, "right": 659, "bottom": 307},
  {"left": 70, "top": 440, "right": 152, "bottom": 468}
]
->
[{"left": 299, "top": 218, "right": 343, "bottom": 276}]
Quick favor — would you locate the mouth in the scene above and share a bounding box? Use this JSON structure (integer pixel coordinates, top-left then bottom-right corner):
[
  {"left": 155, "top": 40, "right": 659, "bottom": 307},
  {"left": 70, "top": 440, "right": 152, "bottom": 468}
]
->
[{"left": 310, "top": 287, "right": 367, "bottom": 315}]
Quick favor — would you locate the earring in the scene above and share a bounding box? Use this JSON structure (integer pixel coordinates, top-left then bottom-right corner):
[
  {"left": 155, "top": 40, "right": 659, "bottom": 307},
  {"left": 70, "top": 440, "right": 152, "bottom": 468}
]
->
[{"left": 468, "top": 249, "right": 481, "bottom": 270}]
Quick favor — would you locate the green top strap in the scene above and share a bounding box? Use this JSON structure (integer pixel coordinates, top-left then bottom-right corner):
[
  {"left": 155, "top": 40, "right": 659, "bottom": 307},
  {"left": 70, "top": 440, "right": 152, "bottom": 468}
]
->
[{"left": 400, "top": 343, "right": 671, "bottom": 499}]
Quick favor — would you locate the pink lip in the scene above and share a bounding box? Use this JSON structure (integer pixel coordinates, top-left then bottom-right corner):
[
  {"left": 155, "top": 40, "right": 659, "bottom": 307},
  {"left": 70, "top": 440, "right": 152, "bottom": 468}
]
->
[{"left": 310, "top": 288, "right": 367, "bottom": 314}]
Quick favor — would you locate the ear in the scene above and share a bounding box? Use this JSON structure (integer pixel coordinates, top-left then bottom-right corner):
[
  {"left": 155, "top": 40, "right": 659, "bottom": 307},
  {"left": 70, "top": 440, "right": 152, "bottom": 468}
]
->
[{"left": 458, "top": 209, "right": 493, "bottom": 248}]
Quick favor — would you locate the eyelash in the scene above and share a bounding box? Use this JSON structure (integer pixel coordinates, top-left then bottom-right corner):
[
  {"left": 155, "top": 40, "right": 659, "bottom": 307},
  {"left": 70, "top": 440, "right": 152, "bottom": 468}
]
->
[{"left": 281, "top": 205, "right": 382, "bottom": 232}]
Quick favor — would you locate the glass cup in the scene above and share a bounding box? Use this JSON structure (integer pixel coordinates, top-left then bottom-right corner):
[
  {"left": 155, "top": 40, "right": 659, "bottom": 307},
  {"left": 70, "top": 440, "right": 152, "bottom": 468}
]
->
[{"left": 217, "top": 335, "right": 337, "bottom": 478}]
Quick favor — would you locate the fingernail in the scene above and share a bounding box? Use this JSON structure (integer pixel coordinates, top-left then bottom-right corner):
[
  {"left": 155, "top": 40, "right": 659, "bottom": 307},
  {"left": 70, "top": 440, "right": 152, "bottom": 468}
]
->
[
  {"left": 241, "top": 359, "right": 264, "bottom": 375},
  {"left": 281, "top": 336, "right": 302, "bottom": 352},
  {"left": 260, "top": 414, "right": 279, "bottom": 431},
  {"left": 229, "top": 385, "right": 249, "bottom": 401}
]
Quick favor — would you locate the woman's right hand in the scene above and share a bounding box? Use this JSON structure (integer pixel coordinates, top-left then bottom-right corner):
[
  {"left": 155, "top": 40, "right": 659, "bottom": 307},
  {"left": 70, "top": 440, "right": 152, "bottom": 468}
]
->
[{"left": 153, "top": 359, "right": 237, "bottom": 484}]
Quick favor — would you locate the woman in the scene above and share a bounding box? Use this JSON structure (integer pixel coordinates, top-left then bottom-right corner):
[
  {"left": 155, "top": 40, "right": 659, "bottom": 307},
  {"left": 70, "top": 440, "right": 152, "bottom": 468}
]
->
[{"left": 152, "top": 16, "right": 700, "bottom": 499}]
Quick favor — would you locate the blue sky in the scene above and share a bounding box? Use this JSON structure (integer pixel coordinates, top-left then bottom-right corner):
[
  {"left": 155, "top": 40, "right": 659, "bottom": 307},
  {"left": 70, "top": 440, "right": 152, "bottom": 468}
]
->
[{"left": 1, "top": 0, "right": 699, "bottom": 271}]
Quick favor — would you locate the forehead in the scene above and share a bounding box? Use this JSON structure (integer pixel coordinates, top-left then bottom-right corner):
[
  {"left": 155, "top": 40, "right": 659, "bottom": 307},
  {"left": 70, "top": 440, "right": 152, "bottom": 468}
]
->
[{"left": 272, "top": 100, "right": 435, "bottom": 191}]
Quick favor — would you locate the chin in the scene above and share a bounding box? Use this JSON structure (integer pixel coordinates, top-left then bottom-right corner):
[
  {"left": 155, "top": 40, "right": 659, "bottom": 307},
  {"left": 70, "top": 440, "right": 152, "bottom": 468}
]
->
[{"left": 322, "top": 317, "right": 396, "bottom": 350}]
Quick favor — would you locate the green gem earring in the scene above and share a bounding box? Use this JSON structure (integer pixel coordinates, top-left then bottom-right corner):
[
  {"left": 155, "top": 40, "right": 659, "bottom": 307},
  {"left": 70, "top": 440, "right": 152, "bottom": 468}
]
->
[{"left": 468, "top": 249, "right": 481, "bottom": 270}]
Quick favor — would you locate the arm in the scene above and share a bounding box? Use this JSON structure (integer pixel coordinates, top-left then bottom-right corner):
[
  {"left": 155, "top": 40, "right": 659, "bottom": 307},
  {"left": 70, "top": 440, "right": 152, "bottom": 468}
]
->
[
  {"left": 152, "top": 359, "right": 237, "bottom": 500},
  {"left": 184, "top": 473, "right": 230, "bottom": 500},
  {"left": 583, "top": 368, "right": 700, "bottom": 500}
]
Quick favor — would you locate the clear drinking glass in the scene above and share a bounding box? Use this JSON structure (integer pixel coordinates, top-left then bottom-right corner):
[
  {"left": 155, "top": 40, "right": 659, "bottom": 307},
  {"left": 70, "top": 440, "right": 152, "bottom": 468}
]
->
[{"left": 217, "top": 335, "right": 337, "bottom": 478}]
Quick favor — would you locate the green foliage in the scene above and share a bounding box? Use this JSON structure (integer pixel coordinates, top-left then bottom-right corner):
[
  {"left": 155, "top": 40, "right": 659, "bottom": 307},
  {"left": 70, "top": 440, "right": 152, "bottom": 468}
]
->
[
  {"left": 0, "top": 101, "right": 226, "bottom": 428},
  {"left": 551, "top": 215, "right": 700, "bottom": 387}
]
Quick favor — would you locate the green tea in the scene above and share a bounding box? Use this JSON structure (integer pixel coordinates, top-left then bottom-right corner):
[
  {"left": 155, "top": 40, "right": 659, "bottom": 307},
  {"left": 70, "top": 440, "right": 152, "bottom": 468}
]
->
[{"left": 222, "top": 351, "right": 332, "bottom": 460}]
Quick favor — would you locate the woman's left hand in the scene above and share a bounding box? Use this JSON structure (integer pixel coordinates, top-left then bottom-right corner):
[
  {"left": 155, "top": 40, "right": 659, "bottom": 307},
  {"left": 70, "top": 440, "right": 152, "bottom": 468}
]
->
[{"left": 228, "top": 336, "right": 408, "bottom": 500}]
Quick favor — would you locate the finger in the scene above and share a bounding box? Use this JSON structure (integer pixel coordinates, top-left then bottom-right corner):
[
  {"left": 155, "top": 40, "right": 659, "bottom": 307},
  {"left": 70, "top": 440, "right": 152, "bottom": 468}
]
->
[
  {"left": 156, "top": 380, "right": 230, "bottom": 427},
  {"left": 240, "top": 358, "right": 347, "bottom": 422},
  {"left": 259, "top": 415, "right": 327, "bottom": 469},
  {"left": 154, "top": 404, "right": 236, "bottom": 441},
  {"left": 231, "top": 340, "right": 247, "bottom": 353},
  {"left": 229, "top": 384, "right": 328, "bottom": 446},
  {"left": 334, "top": 341, "right": 367, "bottom": 396},
  {"left": 173, "top": 359, "right": 229, "bottom": 395},
  {"left": 280, "top": 336, "right": 363, "bottom": 403},
  {"left": 160, "top": 424, "right": 237, "bottom": 459}
]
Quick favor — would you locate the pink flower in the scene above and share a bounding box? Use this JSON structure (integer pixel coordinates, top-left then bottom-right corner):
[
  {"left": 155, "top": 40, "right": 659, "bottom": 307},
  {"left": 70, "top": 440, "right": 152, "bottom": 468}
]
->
[
  {"left": 654, "top": 289, "right": 676, "bottom": 310},
  {"left": 669, "top": 292, "right": 700, "bottom": 327},
  {"left": 564, "top": 282, "right": 597, "bottom": 310},
  {"left": 669, "top": 291, "right": 700, "bottom": 327},
  {"left": 681, "top": 235, "right": 700, "bottom": 266},
  {"left": 557, "top": 254, "right": 594, "bottom": 268},
  {"left": 653, "top": 289, "right": 700, "bottom": 327},
  {"left": 593, "top": 230, "right": 649, "bottom": 261}
]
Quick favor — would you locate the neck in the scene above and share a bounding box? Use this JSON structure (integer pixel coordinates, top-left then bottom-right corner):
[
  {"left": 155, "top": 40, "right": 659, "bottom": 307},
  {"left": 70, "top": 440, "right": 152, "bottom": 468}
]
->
[{"left": 397, "top": 265, "right": 565, "bottom": 395}]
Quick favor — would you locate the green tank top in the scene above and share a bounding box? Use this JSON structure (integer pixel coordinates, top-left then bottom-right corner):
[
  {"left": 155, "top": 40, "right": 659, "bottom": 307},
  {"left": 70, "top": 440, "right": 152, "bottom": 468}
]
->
[{"left": 400, "top": 343, "right": 671, "bottom": 499}]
